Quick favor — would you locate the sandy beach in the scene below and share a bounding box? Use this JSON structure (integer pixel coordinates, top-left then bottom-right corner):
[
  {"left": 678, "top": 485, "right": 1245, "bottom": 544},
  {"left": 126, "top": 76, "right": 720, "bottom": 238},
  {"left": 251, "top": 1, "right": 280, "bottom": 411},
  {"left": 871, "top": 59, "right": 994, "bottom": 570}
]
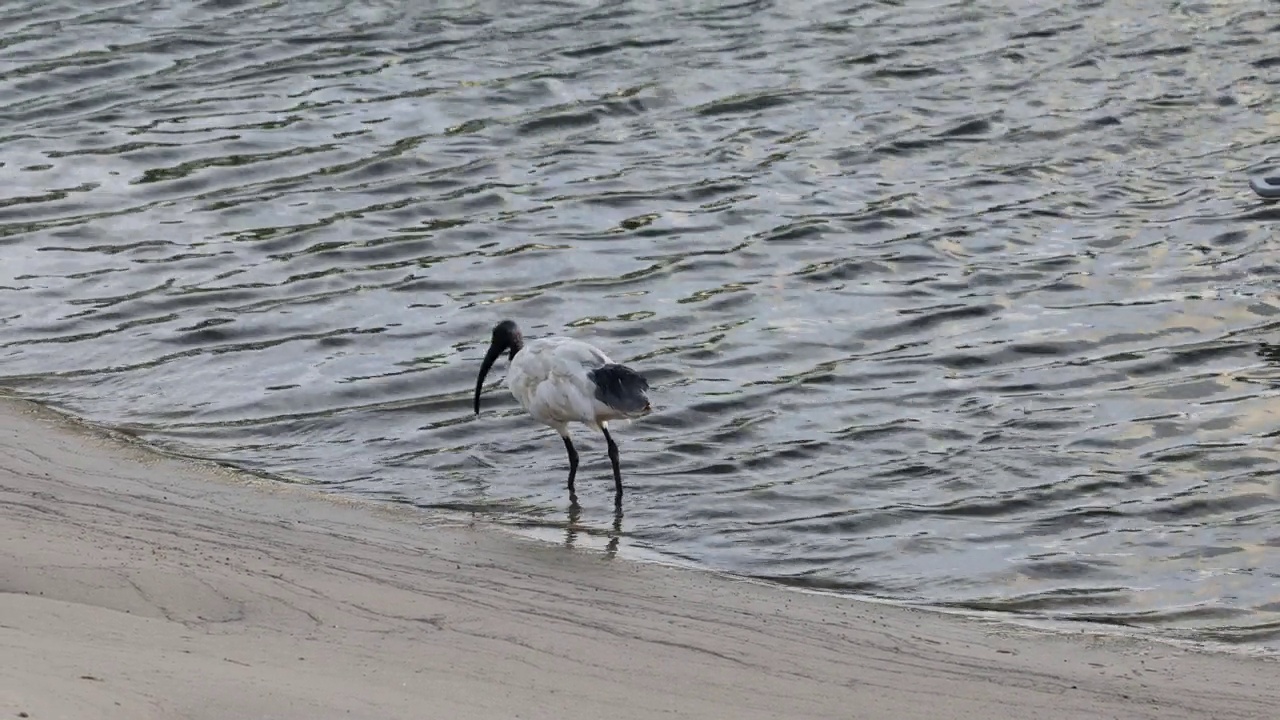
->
[{"left": 0, "top": 395, "right": 1274, "bottom": 720}]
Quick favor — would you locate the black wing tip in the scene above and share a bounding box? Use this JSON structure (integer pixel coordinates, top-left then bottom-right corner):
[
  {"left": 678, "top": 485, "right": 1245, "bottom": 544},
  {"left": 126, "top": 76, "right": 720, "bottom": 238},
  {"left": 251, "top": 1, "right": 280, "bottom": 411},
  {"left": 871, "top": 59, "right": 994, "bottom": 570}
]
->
[
  {"left": 589, "top": 363, "right": 651, "bottom": 414},
  {"left": 590, "top": 363, "right": 649, "bottom": 385}
]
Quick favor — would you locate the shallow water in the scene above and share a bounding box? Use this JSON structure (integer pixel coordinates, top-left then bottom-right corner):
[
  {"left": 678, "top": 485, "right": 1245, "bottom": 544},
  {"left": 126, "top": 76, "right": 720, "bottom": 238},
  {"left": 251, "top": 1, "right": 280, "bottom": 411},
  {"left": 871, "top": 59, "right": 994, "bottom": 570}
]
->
[{"left": 4, "top": 0, "right": 1280, "bottom": 647}]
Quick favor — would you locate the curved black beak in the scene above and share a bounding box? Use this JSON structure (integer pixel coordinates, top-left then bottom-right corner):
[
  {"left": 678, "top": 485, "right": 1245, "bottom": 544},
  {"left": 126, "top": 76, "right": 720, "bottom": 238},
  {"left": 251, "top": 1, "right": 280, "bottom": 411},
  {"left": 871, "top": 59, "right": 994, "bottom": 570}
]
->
[
  {"left": 474, "top": 339, "right": 507, "bottom": 415},
  {"left": 474, "top": 343, "right": 503, "bottom": 415}
]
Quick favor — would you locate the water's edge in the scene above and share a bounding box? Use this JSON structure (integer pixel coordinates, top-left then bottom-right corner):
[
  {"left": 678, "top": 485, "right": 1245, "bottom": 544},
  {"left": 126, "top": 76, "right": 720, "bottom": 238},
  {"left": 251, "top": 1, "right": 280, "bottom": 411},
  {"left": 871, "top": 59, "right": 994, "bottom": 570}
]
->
[{"left": 8, "top": 387, "right": 1273, "bottom": 659}]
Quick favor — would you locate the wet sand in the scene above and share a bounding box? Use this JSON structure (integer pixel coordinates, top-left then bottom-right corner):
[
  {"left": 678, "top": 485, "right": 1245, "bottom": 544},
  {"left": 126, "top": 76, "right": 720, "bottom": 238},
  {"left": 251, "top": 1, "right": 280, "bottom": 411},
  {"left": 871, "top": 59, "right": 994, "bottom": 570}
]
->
[{"left": 0, "top": 396, "right": 1274, "bottom": 720}]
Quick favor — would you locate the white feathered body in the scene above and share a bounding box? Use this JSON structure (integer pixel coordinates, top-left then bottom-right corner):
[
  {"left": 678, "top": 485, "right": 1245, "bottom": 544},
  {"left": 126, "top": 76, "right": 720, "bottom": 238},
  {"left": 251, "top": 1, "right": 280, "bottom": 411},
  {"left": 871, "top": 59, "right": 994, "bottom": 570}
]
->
[{"left": 505, "top": 337, "right": 648, "bottom": 434}]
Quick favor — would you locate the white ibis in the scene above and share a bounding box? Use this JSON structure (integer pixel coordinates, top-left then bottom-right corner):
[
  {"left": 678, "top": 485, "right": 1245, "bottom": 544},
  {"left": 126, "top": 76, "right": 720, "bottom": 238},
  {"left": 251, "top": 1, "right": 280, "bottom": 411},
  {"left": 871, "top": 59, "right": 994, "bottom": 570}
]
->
[{"left": 473, "top": 319, "right": 652, "bottom": 509}]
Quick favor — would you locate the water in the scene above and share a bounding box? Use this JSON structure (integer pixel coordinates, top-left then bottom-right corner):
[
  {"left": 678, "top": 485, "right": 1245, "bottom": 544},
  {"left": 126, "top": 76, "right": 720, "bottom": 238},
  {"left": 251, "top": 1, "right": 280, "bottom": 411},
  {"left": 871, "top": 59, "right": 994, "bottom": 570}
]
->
[{"left": 4, "top": 0, "right": 1280, "bottom": 648}]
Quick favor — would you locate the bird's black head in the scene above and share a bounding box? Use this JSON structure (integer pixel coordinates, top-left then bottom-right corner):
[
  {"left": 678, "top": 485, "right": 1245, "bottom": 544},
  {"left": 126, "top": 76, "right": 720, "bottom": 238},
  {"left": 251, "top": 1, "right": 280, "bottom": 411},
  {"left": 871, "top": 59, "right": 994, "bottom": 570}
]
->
[
  {"left": 491, "top": 319, "right": 523, "bottom": 356},
  {"left": 474, "top": 320, "right": 525, "bottom": 415}
]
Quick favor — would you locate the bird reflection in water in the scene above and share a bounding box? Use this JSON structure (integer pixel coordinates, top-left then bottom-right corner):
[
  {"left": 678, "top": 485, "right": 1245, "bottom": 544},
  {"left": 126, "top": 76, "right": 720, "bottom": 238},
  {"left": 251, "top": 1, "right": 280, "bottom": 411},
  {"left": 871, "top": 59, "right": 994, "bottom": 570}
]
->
[{"left": 563, "top": 503, "right": 624, "bottom": 559}]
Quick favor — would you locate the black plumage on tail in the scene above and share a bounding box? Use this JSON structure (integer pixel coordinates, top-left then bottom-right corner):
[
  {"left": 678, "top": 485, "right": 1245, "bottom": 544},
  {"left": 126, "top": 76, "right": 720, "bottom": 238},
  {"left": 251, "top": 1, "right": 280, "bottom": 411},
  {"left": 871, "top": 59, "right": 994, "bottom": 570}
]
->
[{"left": 588, "top": 363, "right": 651, "bottom": 415}]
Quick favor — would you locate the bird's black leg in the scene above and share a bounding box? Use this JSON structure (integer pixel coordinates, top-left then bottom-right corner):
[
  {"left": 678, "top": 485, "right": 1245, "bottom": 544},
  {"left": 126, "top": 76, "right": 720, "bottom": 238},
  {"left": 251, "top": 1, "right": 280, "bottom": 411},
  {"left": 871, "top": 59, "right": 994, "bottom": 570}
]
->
[
  {"left": 601, "top": 426, "right": 623, "bottom": 508},
  {"left": 561, "top": 434, "right": 580, "bottom": 507}
]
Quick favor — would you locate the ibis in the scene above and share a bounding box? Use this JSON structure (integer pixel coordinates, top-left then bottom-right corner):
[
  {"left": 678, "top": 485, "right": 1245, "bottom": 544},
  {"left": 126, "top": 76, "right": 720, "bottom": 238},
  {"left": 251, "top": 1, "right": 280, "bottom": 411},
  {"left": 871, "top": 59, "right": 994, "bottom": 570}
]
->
[{"left": 473, "top": 319, "right": 652, "bottom": 508}]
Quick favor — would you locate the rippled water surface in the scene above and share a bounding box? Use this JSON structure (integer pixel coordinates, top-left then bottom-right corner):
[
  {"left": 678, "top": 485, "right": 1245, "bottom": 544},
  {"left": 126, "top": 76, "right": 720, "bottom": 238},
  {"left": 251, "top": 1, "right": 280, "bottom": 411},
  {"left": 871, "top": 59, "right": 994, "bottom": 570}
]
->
[{"left": 5, "top": 0, "right": 1280, "bottom": 646}]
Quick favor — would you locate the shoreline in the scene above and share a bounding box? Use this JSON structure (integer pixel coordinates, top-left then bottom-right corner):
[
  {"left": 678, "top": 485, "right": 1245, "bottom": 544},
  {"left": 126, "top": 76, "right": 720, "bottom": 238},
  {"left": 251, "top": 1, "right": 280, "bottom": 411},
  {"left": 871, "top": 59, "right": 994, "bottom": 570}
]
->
[
  {"left": 1, "top": 393, "right": 1277, "bottom": 719},
  {"left": 501, "top": 510, "right": 1280, "bottom": 662},
  {"left": 16, "top": 392, "right": 1268, "bottom": 660}
]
